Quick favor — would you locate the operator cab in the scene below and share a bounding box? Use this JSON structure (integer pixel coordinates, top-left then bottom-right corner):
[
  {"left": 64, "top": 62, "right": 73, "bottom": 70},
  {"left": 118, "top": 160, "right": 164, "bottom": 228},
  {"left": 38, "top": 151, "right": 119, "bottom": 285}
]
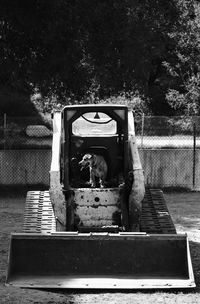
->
[{"left": 61, "top": 105, "right": 129, "bottom": 189}]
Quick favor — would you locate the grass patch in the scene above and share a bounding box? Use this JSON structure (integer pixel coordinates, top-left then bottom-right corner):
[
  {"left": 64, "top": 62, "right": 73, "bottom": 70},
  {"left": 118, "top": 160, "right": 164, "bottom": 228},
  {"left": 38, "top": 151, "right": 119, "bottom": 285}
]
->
[{"left": 162, "top": 186, "right": 192, "bottom": 193}]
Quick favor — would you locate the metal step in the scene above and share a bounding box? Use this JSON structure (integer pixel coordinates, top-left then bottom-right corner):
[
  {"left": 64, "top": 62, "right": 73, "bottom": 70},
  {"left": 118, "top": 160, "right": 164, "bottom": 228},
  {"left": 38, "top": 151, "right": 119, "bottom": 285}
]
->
[
  {"left": 23, "top": 191, "right": 56, "bottom": 233},
  {"left": 140, "top": 189, "right": 176, "bottom": 234}
]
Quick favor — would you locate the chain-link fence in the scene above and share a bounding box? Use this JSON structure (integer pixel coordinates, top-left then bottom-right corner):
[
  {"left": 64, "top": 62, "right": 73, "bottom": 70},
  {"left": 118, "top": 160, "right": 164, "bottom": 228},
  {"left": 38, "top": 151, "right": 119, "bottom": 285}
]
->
[
  {"left": 135, "top": 116, "right": 200, "bottom": 190},
  {"left": 0, "top": 115, "right": 52, "bottom": 187},
  {"left": 0, "top": 114, "right": 200, "bottom": 190}
]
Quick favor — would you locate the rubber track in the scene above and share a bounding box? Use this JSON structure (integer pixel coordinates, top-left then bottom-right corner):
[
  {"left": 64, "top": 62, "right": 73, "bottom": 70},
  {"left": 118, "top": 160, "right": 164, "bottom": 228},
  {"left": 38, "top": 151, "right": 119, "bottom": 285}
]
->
[
  {"left": 23, "top": 189, "right": 176, "bottom": 234},
  {"left": 140, "top": 189, "right": 176, "bottom": 234},
  {"left": 23, "top": 191, "right": 56, "bottom": 233}
]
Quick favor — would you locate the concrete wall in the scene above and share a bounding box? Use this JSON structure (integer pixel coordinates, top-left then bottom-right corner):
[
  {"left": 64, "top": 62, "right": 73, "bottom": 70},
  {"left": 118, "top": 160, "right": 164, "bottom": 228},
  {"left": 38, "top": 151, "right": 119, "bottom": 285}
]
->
[
  {"left": 0, "top": 150, "right": 51, "bottom": 186},
  {"left": 139, "top": 149, "right": 200, "bottom": 189},
  {"left": 0, "top": 149, "right": 199, "bottom": 189}
]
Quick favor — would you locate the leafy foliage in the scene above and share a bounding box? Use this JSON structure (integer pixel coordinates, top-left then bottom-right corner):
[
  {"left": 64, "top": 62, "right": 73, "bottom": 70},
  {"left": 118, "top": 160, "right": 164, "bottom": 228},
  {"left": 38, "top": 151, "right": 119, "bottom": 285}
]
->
[
  {"left": 164, "top": 1, "right": 200, "bottom": 115},
  {"left": 0, "top": 0, "right": 199, "bottom": 115}
]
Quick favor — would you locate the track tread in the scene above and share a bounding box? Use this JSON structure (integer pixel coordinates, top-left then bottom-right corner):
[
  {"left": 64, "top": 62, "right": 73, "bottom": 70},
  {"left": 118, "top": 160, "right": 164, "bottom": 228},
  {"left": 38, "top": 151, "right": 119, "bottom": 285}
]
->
[
  {"left": 23, "top": 189, "right": 176, "bottom": 234},
  {"left": 140, "top": 189, "right": 176, "bottom": 234},
  {"left": 23, "top": 191, "right": 56, "bottom": 233}
]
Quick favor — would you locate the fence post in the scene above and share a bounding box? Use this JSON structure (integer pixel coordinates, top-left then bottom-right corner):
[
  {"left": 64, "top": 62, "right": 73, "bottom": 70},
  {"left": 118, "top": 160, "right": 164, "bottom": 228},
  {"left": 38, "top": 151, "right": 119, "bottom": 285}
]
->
[
  {"left": 193, "top": 122, "right": 196, "bottom": 189},
  {"left": 3, "top": 113, "right": 6, "bottom": 150},
  {"left": 141, "top": 113, "right": 144, "bottom": 149}
]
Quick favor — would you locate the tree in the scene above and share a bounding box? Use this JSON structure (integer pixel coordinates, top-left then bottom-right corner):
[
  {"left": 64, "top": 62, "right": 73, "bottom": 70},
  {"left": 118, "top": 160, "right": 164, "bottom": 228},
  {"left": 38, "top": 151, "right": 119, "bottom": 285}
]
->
[
  {"left": 164, "top": 1, "right": 200, "bottom": 115},
  {"left": 0, "top": 0, "right": 198, "bottom": 115}
]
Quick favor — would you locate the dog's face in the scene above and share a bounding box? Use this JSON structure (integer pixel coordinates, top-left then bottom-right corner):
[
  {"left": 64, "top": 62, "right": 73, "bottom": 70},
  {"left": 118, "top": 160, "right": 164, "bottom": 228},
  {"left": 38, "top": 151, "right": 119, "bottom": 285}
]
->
[{"left": 79, "top": 154, "right": 93, "bottom": 170}]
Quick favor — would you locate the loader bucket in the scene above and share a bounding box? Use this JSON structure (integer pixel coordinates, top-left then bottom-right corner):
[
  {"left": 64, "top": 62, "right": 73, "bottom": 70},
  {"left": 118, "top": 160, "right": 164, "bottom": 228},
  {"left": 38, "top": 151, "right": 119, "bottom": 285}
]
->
[{"left": 6, "top": 232, "right": 195, "bottom": 289}]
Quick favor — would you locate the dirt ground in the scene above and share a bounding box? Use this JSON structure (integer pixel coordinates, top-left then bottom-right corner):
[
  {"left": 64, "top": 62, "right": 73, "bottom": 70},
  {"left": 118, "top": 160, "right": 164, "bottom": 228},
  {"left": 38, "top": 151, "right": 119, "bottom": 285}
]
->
[{"left": 0, "top": 191, "right": 200, "bottom": 304}]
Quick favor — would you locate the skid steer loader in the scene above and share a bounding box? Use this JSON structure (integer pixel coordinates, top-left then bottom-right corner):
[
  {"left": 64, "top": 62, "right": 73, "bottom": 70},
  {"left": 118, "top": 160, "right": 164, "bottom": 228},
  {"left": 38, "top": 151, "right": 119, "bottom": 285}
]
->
[{"left": 6, "top": 104, "right": 195, "bottom": 289}]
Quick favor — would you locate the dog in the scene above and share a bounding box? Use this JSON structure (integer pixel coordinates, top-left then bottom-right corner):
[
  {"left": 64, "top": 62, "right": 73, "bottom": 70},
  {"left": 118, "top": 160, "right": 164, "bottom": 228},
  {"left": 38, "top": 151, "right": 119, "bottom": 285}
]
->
[{"left": 79, "top": 153, "right": 107, "bottom": 188}]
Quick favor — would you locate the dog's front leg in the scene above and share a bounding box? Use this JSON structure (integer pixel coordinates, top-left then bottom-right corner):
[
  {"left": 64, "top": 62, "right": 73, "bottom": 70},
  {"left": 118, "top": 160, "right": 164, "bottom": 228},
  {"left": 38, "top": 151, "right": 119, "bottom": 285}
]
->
[
  {"left": 99, "top": 177, "right": 105, "bottom": 188},
  {"left": 90, "top": 168, "right": 96, "bottom": 187}
]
